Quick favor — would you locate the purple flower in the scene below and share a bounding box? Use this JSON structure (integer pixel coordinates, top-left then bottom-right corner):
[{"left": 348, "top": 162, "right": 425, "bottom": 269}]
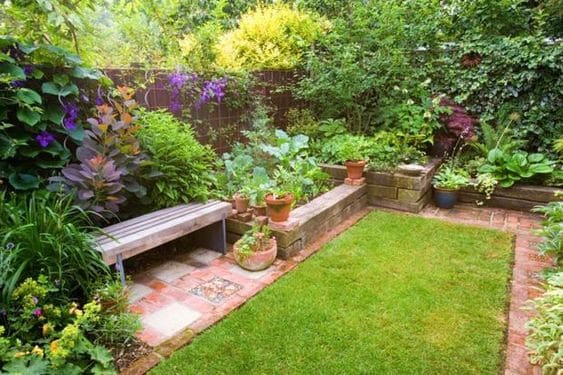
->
[
  {"left": 23, "top": 65, "right": 33, "bottom": 76},
  {"left": 10, "top": 80, "right": 25, "bottom": 88},
  {"left": 32, "top": 297, "right": 39, "bottom": 305},
  {"left": 95, "top": 88, "right": 106, "bottom": 105},
  {"left": 32, "top": 308, "right": 43, "bottom": 317},
  {"left": 167, "top": 71, "right": 198, "bottom": 113},
  {"left": 62, "top": 102, "right": 79, "bottom": 130},
  {"left": 35, "top": 131, "right": 55, "bottom": 148},
  {"left": 196, "top": 78, "right": 227, "bottom": 109}
]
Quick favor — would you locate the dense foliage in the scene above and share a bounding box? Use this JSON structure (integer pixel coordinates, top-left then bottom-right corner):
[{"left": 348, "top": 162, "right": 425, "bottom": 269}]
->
[
  {"left": 525, "top": 272, "right": 563, "bottom": 374},
  {"left": 137, "top": 109, "right": 216, "bottom": 208},
  {"left": 0, "top": 192, "right": 109, "bottom": 301},
  {"left": 0, "top": 36, "right": 103, "bottom": 191}
]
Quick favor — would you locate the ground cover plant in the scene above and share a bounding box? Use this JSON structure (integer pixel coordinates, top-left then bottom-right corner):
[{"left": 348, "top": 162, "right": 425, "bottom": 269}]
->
[{"left": 152, "top": 210, "right": 514, "bottom": 374}]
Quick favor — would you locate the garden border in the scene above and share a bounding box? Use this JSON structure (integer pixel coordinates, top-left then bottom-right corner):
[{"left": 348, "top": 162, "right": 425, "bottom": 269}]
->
[
  {"left": 459, "top": 184, "right": 562, "bottom": 211},
  {"left": 226, "top": 184, "right": 368, "bottom": 259}
]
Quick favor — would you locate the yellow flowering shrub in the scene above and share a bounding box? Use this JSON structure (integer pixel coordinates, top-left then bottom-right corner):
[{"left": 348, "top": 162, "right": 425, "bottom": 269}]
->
[{"left": 214, "top": 4, "right": 328, "bottom": 70}]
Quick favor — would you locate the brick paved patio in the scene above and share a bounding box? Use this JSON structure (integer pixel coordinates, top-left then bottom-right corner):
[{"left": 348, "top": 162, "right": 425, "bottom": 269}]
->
[{"left": 126, "top": 204, "right": 551, "bottom": 375}]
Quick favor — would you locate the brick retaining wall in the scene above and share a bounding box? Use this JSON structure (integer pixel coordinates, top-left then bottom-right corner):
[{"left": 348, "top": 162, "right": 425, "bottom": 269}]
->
[{"left": 321, "top": 159, "right": 441, "bottom": 213}]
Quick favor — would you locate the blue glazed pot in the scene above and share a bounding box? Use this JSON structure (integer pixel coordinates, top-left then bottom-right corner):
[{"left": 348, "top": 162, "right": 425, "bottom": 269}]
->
[{"left": 433, "top": 188, "right": 459, "bottom": 209}]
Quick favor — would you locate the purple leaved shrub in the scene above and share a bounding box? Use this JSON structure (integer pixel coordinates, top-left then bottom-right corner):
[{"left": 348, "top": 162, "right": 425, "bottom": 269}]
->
[
  {"left": 432, "top": 97, "right": 477, "bottom": 156},
  {"left": 53, "top": 87, "right": 149, "bottom": 218}
]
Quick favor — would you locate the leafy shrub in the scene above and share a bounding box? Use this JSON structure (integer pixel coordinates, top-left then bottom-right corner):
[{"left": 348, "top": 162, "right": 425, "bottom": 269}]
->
[
  {"left": 286, "top": 108, "right": 319, "bottom": 137},
  {"left": 52, "top": 87, "right": 149, "bottom": 218},
  {"left": 215, "top": 4, "right": 326, "bottom": 70},
  {"left": 525, "top": 272, "right": 563, "bottom": 374},
  {"left": 137, "top": 109, "right": 215, "bottom": 208},
  {"left": 0, "top": 36, "right": 103, "bottom": 191},
  {"left": 532, "top": 201, "right": 563, "bottom": 265},
  {"left": 0, "top": 191, "right": 109, "bottom": 301}
]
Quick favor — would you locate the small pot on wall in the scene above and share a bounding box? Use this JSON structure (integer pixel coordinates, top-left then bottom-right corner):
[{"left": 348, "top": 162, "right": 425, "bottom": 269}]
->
[
  {"left": 233, "top": 238, "right": 277, "bottom": 271},
  {"left": 252, "top": 204, "right": 267, "bottom": 217},
  {"left": 344, "top": 160, "right": 367, "bottom": 180},
  {"left": 433, "top": 188, "right": 459, "bottom": 209},
  {"left": 233, "top": 193, "right": 249, "bottom": 213},
  {"left": 265, "top": 193, "right": 294, "bottom": 222}
]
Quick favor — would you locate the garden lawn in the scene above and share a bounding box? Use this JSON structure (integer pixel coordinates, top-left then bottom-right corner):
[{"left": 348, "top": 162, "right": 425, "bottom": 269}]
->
[{"left": 152, "top": 210, "right": 514, "bottom": 375}]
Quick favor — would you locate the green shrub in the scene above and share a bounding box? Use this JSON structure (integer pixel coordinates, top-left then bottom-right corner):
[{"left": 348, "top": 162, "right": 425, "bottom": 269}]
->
[
  {"left": 0, "top": 191, "right": 109, "bottom": 302},
  {"left": 525, "top": 272, "right": 563, "bottom": 374},
  {"left": 137, "top": 109, "right": 215, "bottom": 208},
  {"left": 214, "top": 4, "right": 326, "bottom": 70},
  {"left": 532, "top": 201, "right": 563, "bottom": 265}
]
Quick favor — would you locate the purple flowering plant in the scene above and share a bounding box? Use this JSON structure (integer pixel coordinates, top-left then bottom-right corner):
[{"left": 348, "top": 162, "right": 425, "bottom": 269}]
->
[
  {"left": 1, "top": 37, "right": 103, "bottom": 191},
  {"left": 166, "top": 70, "right": 229, "bottom": 113}
]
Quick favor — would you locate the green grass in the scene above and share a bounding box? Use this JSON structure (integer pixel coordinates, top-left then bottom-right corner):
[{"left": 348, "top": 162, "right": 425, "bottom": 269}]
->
[{"left": 152, "top": 211, "right": 514, "bottom": 375}]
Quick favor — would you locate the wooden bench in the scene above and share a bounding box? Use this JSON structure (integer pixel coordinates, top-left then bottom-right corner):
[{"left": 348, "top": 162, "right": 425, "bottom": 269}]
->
[{"left": 96, "top": 200, "right": 232, "bottom": 284}]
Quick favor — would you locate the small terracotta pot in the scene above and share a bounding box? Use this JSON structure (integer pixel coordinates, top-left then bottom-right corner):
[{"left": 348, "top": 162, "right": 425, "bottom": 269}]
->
[
  {"left": 233, "top": 194, "right": 249, "bottom": 213},
  {"left": 233, "top": 238, "right": 277, "bottom": 271},
  {"left": 265, "top": 193, "right": 294, "bottom": 222},
  {"left": 344, "top": 160, "right": 366, "bottom": 180},
  {"left": 252, "top": 204, "right": 267, "bottom": 217}
]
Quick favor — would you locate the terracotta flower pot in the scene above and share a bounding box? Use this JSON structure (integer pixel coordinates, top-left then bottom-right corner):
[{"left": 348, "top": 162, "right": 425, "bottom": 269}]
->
[
  {"left": 233, "top": 194, "right": 249, "bottom": 213},
  {"left": 265, "top": 193, "right": 294, "bottom": 222},
  {"left": 233, "top": 238, "right": 277, "bottom": 271},
  {"left": 344, "top": 160, "right": 367, "bottom": 180},
  {"left": 433, "top": 188, "right": 459, "bottom": 209},
  {"left": 252, "top": 204, "right": 267, "bottom": 217}
]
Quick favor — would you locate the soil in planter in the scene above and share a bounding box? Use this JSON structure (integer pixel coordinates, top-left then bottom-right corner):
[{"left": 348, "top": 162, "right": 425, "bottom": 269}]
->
[{"left": 112, "top": 338, "right": 153, "bottom": 372}]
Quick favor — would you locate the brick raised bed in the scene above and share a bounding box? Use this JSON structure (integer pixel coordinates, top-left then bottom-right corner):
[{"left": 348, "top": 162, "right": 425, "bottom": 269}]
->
[
  {"left": 226, "top": 184, "right": 367, "bottom": 259},
  {"left": 459, "top": 184, "right": 562, "bottom": 211},
  {"left": 321, "top": 159, "right": 441, "bottom": 213}
]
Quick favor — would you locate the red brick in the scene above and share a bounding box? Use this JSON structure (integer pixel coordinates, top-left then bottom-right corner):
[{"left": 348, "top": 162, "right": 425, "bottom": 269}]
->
[{"left": 181, "top": 295, "right": 216, "bottom": 314}]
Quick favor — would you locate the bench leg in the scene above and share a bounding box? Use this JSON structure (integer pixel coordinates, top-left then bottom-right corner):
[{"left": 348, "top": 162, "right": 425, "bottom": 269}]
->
[
  {"left": 115, "top": 254, "right": 126, "bottom": 286},
  {"left": 193, "top": 215, "right": 227, "bottom": 254}
]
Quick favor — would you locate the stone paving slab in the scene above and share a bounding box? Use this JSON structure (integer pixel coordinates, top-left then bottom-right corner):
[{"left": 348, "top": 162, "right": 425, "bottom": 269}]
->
[{"left": 125, "top": 204, "right": 550, "bottom": 375}]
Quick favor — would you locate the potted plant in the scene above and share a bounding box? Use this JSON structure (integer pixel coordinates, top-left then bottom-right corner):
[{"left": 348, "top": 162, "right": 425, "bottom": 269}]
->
[
  {"left": 233, "top": 188, "right": 250, "bottom": 213},
  {"left": 265, "top": 167, "right": 297, "bottom": 222},
  {"left": 432, "top": 165, "right": 469, "bottom": 208},
  {"left": 248, "top": 167, "right": 271, "bottom": 217},
  {"left": 233, "top": 223, "right": 277, "bottom": 271},
  {"left": 337, "top": 136, "right": 369, "bottom": 180}
]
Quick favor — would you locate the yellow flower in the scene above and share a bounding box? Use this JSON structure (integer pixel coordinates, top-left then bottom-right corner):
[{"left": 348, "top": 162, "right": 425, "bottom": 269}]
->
[
  {"left": 31, "top": 345, "right": 44, "bottom": 358},
  {"left": 50, "top": 339, "right": 59, "bottom": 354},
  {"left": 42, "top": 323, "right": 54, "bottom": 336},
  {"left": 69, "top": 302, "right": 83, "bottom": 316},
  {"left": 14, "top": 351, "right": 28, "bottom": 358}
]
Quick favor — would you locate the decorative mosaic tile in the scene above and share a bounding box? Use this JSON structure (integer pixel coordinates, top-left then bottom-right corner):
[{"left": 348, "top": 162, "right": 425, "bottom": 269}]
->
[{"left": 190, "top": 277, "right": 242, "bottom": 304}]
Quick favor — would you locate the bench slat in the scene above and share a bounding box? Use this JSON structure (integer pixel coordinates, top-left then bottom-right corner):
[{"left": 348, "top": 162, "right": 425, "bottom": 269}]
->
[
  {"left": 97, "top": 203, "right": 207, "bottom": 244},
  {"left": 97, "top": 201, "right": 231, "bottom": 264}
]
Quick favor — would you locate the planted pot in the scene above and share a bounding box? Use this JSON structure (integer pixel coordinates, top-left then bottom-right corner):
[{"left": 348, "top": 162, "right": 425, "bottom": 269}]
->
[
  {"left": 233, "top": 194, "right": 249, "bottom": 213},
  {"left": 433, "top": 188, "right": 459, "bottom": 209},
  {"left": 233, "top": 238, "right": 277, "bottom": 271},
  {"left": 265, "top": 193, "right": 294, "bottom": 222},
  {"left": 252, "top": 204, "right": 267, "bottom": 217},
  {"left": 344, "top": 160, "right": 367, "bottom": 180}
]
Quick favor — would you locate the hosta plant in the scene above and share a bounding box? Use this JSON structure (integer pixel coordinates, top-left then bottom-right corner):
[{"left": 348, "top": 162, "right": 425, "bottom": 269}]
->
[
  {"left": 479, "top": 149, "right": 556, "bottom": 187},
  {"left": 432, "top": 165, "right": 469, "bottom": 190}
]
